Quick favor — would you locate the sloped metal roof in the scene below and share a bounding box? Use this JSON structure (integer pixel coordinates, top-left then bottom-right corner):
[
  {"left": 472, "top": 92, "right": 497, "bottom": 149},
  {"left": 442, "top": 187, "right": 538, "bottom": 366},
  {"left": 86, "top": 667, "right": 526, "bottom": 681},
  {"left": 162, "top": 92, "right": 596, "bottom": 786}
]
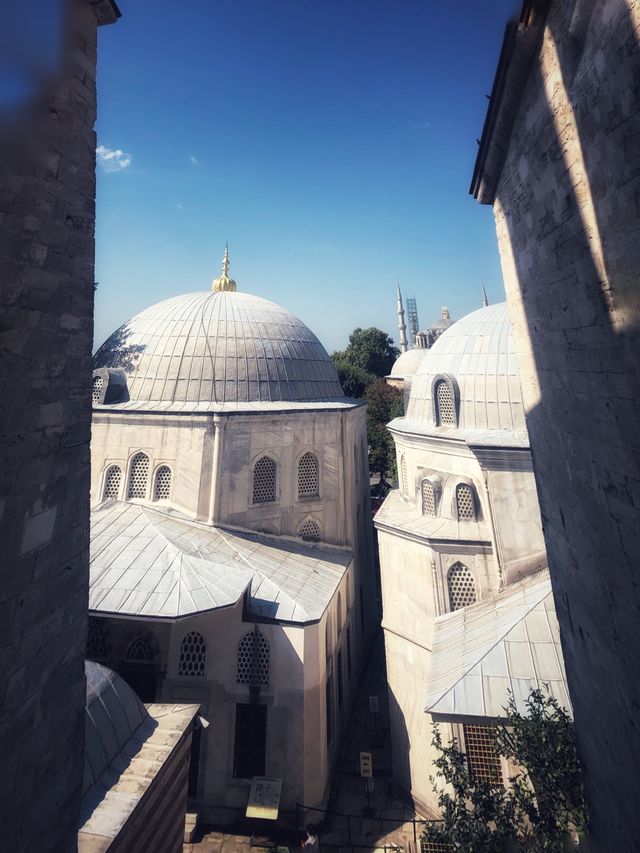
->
[
  {"left": 90, "top": 501, "right": 351, "bottom": 622},
  {"left": 426, "top": 571, "right": 571, "bottom": 720}
]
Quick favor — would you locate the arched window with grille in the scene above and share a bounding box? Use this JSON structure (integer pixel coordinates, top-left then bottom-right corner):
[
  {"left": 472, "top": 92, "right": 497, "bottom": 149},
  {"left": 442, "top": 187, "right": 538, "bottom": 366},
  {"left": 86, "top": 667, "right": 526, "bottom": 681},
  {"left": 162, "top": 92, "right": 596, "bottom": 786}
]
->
[
  {"left": 128, "top": 452, "right": 150, "bottom": 499},
  {"left": 178, "top": 631, "right": 206, "bottom": 677},
  {"left": 252, "top": 456, "right": 276, "bottom": 504},
  {"left": 447, "top": 562, "right": 477, "bottom": 611},
  {"left": 125, "top": 634, "right": 154, "bottom": 662},
  {"left": 434, "top": 378, "right": 456, "bottom": 426},
  {"left": 456, "top": 482, "right": 476, "bottom": 521},
  {"left": 87, "top": 617, "right": 110, "bottom": 660},
  {"left": 153, "top": 465, "right": 172, "bottom": 501},
  {"left": 298, "top": 452, "right": 319, "bottom": 498},
  {"left": 237, "top": 629, "right": 270, "bottom": 686},
  {"left": 421, "top": 479, "right": 436, "bottom": 516},
  {"left": 103, "top": 465, "right": 122, "bottom": 500},
  {"left": 401, "top": 455, "right": 408, "bottom": 496},
  {"left": 298, "top": 518, "right": 320, "bottom": 541},
  {"left": 92, "top": 375, "right": 103, "bottom": 404}
]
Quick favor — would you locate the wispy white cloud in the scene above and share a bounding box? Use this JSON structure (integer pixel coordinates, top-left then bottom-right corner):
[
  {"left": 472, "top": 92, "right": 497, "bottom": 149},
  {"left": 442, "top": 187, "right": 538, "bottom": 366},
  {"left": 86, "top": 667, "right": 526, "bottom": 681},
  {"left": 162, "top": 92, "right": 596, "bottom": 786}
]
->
[
  {"left": 97, "top": 144, "right": 132, "bottom": 173},
  {"left": 190, "top": 155, "right": 198, "bottom": 165}
]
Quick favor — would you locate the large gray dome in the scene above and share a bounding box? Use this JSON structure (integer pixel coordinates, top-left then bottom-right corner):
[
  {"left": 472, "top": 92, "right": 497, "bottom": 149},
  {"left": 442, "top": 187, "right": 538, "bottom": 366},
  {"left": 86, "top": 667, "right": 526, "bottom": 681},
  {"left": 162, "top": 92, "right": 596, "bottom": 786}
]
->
[{"left": 94, "top": 290, "right": 345, "bottom": 406}]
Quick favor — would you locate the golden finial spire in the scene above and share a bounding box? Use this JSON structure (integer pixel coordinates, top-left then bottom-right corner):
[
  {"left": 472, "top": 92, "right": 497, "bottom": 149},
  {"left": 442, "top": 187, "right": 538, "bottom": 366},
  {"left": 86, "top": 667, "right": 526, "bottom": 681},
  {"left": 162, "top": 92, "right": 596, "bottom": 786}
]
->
[{"left": 212, "top": 243, "right": 237, "bottom": 292}]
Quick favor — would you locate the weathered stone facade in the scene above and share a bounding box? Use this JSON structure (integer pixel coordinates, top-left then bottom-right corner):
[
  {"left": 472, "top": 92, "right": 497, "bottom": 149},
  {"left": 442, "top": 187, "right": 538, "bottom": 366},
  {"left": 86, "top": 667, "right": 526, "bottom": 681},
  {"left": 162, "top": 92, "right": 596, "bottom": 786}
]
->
[
  {"left": 0, "top": 2, "right": 118, "bottom": 849},
  {"left": 472, "top": 1, "right": 640, "bottom": 848}
]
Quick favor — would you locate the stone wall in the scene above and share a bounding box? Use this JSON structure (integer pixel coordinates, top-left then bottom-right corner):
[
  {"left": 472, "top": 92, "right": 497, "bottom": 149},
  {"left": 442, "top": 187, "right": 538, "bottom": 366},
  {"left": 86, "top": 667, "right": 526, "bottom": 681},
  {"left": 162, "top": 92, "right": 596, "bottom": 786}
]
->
[
  {"left": 474, "top": 1, "right": 640, "bottom": 848},
  {"left": 0, "top": 2, "right": 117, "bottom": 849}
]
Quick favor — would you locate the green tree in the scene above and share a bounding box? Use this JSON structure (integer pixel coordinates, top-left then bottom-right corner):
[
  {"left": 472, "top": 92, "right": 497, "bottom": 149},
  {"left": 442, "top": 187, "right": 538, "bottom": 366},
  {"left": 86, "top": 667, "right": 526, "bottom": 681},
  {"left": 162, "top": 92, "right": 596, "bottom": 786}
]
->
[
  {"left": 332, "top": 360, "right": 374, "bottom": 399},
  {"left": 364, "top": 379, "right": 403, "bottom": 482},
  {"left": 423, "top": 690, "right": 589, "bottom": 853},
  {"left": 335, "top": 327, "right": 399, "bottom": 378}
]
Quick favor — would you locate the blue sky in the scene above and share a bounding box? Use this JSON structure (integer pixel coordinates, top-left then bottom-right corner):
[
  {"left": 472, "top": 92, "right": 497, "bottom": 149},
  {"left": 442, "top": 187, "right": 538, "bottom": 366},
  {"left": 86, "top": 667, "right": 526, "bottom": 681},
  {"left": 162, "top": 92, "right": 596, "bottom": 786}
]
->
[{"left": 95, "top": 0, "right": 521, "bottom": 353}]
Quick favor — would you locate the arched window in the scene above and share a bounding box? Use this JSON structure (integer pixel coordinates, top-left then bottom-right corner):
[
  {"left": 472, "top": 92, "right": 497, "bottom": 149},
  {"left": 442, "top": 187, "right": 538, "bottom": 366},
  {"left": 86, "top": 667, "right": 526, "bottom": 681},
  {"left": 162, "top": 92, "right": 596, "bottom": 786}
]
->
[
  {"left": 125, "top": 634, "right": 154, "bottom": 662},
  {"left": 447, "top": 562, "right": 477, "bottom": 611},
  {"left": 456, "top": 483, "right": 476, "bottom": 521},
  {"left": 92, "top": 375, "right": 103, "bottom": 404},
  {"left": 103, "top": 465, "right": 122, "bottom": 500},
  {"left": 401, "top": 455, "right": 408, "bottom": 496},
  {"left": 178, "top": 631, "right": 206, "bottom": 677},
  {"left": 87, "top": 617, "right": 110, "bottom": 660},
  {"left": 299, "top": 519, "right": 320, "bottom": 541},
  {"left": 128, "top": 452, "right": 150, "bottom": 499},
  {"left": 435, "top": 379, "right": 456, "bottom": 426},
  {"left": 298, "top": 452, "right": 319, "bottom": 498},
  {"left": 421, "top": 479, "right": 436, "bottom": 516},
  {"left": 252, "top": 456, "right": 276, "bottom": 504},
  {"left": 237, "top": 629, "right": 269, "bottom": 685},
  {"left": 325, "top": 617, "right": 333, "bottom": 662},
  {"left": 153, "top": 465, "right": 172, "bottom": 501}
]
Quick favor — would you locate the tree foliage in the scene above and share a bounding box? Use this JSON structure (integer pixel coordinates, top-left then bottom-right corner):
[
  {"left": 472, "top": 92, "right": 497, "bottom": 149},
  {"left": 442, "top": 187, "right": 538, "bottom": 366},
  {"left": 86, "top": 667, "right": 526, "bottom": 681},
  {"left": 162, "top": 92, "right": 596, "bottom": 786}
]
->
[
  {"left": 423, "top": 690, "right": 589, "bottom": 853},
  {"left": 333, "top": 327, "right": 399, "bottom": 378},
  {"left": 332, "top": 360, "right": 375, "bottom": 399},
  {"left": 364, "top": 379, "right": 403, "bottom": 481}
]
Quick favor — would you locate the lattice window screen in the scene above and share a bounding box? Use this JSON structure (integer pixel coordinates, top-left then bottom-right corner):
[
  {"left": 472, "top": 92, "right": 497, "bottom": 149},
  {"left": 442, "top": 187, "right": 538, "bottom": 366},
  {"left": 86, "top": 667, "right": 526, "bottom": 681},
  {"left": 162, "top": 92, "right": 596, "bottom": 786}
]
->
[
  {"left": 298, "top": 452, "right": 319, "bottom": 497},
  {"left": 125, "top": 635, "right": 154, "bottom": 662},
  {"left": 236, "top": 630, "right": 270, "bottom": 685},
  {"left": 421, "top": 480, "right": 436, "bottom": 516},
  {"left": 178, "top": 631, "right": 206, "bottom": 677},
  {"left": 128, "top": 452, "right": 149, "bottom": 498},
  {"left": 401, "top": 455, "right": 408, "bottom": 496},
  {"left": 103, "top": 466, "right": 121, "bottom": 500},
  {"left": 447, "top": 562, "right": 477, "bottom": 611},
  {"left": 92, "top": 375, "right": 103, "bottom": 404},
  {"left": 253, "top": 456, "right": 276, "bottom": 504},
  {"left": 299, "top": 519, "right": 320, "bottom": 541},
  {"left": 87, "top": 617, "right": 110, "bottom": 659},
  {"left": 456, "top": 483, "right": 476, "bottom": 520},
  {"left": 463, "top": 724, "right": 503, "bottom": 784},
  {"left": 421, "top": 840, "right": 453, "bottom": 853},
  {"left": 436, "top": 380, "right": 456, "bottom": 426},
  {"left": 154, "top": 465, "right": 172, "bottom": 500}
]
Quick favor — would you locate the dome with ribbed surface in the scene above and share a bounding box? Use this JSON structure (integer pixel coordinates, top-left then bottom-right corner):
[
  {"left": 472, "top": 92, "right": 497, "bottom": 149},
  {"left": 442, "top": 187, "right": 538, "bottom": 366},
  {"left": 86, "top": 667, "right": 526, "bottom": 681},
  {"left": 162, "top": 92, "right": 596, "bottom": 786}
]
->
[
  {"left": 405, "top": 302, "right": 526, "bottom": 434},
  {"left": 389, "top": 347, "right": 431, "bottom": 378},
  {"left": 93, "top": 290, "right": 345, "bottom": 406}
]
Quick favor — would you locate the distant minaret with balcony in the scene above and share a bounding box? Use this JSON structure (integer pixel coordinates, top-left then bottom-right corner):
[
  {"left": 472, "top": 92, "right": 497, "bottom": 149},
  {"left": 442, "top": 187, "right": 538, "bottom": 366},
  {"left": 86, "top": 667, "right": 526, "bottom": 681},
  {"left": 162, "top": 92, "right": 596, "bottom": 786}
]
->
[{"left": 396, "top": 283, "right": 408, "bottom": 353}]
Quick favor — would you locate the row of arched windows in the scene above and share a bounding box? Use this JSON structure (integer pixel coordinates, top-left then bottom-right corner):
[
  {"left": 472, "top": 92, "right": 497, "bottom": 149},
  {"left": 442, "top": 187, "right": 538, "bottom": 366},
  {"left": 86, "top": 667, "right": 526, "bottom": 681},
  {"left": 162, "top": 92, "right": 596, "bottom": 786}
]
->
[
  {"left": 400, "top": 457, "right": 479, "bottom": 522},
  {"left": 252, "top": 451, "right": 320, "bottom": 505},
  {"left": 102, "top": 452, "right": 172, "bottom": 503},
  {"left": 87, "top": 619, "right": 271, "bottom": 683}
]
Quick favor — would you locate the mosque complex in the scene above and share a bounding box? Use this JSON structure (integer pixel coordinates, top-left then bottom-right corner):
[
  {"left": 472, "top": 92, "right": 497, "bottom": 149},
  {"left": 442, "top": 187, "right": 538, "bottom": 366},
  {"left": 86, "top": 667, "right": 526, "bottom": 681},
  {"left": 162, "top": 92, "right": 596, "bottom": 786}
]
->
[{"left": 85, "top": 246, "right": 571, "bottom": 824}]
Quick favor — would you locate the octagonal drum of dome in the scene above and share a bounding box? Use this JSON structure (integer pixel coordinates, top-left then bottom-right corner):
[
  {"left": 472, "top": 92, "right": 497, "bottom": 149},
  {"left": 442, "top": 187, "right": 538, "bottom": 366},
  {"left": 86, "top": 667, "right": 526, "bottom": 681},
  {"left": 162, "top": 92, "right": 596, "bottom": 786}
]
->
[
  {"left": 406, "top": 302, "right": 526, "bottom": 434},
  {"left": 93, "top": 290, "right": 345, "bottom": 406}
]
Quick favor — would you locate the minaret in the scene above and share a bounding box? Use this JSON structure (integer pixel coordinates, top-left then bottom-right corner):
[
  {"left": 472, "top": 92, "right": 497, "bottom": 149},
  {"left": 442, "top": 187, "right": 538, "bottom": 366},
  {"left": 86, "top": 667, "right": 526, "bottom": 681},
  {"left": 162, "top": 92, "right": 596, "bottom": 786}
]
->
[
  {"left": 482, "top": 284, "right": 489, "bottom": 307},
  {"left": 212, "top": 243, "right": 237, "bottom": 292},
  {"left": 396, "top": 283, "right": 408, "bottom": 353}
]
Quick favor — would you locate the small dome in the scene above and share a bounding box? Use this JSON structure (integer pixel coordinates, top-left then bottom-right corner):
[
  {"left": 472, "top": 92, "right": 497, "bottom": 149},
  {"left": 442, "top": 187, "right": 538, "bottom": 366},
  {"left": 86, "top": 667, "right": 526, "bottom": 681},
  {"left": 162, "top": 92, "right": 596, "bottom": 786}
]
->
[
  {"left": 390, "top": 347, "right": 431, "bottom": 379},
  {"left": 93, "top": 290, "right": 345, "bottom": 406},
  {"left": 406, "top": 302, "right": 526, "bottom": 433},
  {"left": 83, "top": 661, "right": 150, "bottom": 795}
]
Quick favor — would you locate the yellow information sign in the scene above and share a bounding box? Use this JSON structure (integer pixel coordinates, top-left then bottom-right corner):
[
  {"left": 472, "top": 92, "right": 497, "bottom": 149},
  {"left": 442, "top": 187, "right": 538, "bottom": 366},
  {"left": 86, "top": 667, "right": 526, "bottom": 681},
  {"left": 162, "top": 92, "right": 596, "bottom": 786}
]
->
[
  {"left": 360, "top": 751, "right": 373, "bottom": 778},
  {"left": 246, "top": 776, "right": 283, "bottom": 820}
]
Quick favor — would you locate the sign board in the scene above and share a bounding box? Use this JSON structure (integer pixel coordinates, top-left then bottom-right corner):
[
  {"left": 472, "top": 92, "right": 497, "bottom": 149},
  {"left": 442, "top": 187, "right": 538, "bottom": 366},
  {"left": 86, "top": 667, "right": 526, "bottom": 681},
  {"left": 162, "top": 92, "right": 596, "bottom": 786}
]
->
[
  {"left": 360, "top": 751, "right": 373, "bottom": 778},
  {"left": 368, "top": 695, "right": 379, "bottom": 714},
  {"left": 246, "top": 777, "right": 282, "bottom": 820}
]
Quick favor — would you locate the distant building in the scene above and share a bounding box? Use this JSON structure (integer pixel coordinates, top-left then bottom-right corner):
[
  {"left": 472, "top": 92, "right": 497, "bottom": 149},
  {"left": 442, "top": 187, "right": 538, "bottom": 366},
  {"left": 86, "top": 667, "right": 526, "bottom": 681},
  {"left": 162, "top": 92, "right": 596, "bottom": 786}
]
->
[
  {"left": 471, "top": 1, "right": 640, "bottom": 847},
  {"left": 88, "top": 250, "right": 376, "bottom": 822},
  {"left": 406, "top": 296, "right": 420, "bottom": 348},
  {"left": 376, "top": 304, "right": 569, "bottom": 815}
]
